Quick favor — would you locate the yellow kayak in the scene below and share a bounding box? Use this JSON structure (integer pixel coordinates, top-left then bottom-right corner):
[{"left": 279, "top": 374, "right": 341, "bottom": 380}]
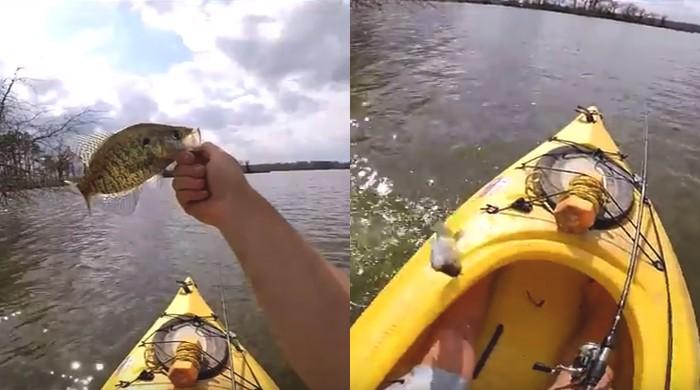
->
[
  {"left": 102, "top": 277, "right": 279, "bottom": 389},
  {"left": 350, "top": 106, "right": 699, "bottom": 389}
]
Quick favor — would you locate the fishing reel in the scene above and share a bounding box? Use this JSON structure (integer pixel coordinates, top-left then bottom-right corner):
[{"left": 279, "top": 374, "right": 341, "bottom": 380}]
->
[{"left": 532, "top": 342, "right": 602, "bottom": 389}]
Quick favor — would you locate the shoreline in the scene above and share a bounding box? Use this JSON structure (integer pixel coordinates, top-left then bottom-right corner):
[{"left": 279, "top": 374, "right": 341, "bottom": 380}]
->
[
  {"left": 243, "top": 167, "right": 351, "bottom": 174},
  {"left": 2, "top": 166, "right": 351, "bottom": 192},
  {"left": 243, "top": 161, "right": 351, "bottom": 174},
  {"left": 434, "top": 0, "right": 700, "bottom": 33},
  {"left": 2, "top": 164, "right": 350, "bottom": 192}
]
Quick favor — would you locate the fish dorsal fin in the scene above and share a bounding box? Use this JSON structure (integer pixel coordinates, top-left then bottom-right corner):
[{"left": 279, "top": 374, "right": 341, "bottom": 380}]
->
[
  {"left": 95, "top": 185, "right": 142, "bottom": 216},
  {"left": 72, "top": 131, "right": 113, "bottom": 166}
]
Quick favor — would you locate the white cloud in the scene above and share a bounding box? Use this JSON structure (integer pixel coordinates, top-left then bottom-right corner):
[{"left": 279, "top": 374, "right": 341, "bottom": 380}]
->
[{"left": 0, "top": 0, "right": 349, "bottom": 163}]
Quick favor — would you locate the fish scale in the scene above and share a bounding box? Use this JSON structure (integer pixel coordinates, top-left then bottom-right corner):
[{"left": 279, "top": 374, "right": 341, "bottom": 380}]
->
[
  {"left": 97, "top": 146, "right": 155, "bottom": 193},
  {"left": 91, "top": 137, "right": 161, "bottom": 193},
  {"left": 66, "top": 123, "right": 201, "bottom": 215}
]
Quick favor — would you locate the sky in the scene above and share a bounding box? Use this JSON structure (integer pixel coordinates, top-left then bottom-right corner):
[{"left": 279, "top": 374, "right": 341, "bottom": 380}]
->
[
  {"left": 634, "top": 0, "right": 700, "bottom": 23},
  {"left": 0, "top": 0, "right": 349, "bottom": 163}
]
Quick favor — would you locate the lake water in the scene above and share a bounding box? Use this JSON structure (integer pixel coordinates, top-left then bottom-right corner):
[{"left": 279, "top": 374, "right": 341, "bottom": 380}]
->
[
  {"left": 350, "top": 2, "right": 700, "bottom": 323},
  {"left": 0, "top": 169, "right": 349, "bottom": 390}
]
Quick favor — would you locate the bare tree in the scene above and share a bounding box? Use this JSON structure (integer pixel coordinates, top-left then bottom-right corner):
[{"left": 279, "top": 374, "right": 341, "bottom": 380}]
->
[
  {"left": 0, "top": 69, "right": 100, "bottom": 205},
  {"left": 606, "top": 0, "right": 620, "bottom": 15},
  {"left": 622, "top": 3, "right": 638, "bottom": 18}
]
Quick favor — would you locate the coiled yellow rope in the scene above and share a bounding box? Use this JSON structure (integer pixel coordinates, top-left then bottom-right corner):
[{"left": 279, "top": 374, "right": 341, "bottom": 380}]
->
[
  {"left": 566, "top": 174, "right": 607, "bottom": 211},
  {"left": 174, "top": 341, "right": 203, "bottom": 372},
  {"left": 524, "top": 170, "right": 543, "bottom": 199}
]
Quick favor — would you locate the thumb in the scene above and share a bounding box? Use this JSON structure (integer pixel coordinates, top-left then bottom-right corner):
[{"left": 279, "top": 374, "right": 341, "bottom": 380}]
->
[{"left": 195, "top": 142, "right": 220, "bottom": 160}]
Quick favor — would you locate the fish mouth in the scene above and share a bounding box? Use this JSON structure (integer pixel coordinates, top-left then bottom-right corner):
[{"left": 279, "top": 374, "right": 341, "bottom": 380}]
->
[{"left": 181, "top": 127, "right": 202, "bottom": 149}]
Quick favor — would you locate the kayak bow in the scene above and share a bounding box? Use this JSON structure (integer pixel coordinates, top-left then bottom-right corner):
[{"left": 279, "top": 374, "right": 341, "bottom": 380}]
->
[{"left": 102, "top": 277, "right": 279, "bottom": 390}]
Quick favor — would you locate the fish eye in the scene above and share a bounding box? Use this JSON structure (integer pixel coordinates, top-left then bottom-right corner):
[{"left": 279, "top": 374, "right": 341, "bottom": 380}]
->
[
  {"left": 172, "top": 130, "right": 181, "bottom": 140},
  {"left": 142, "top": 137, "right": 150, "bottom": 146}
]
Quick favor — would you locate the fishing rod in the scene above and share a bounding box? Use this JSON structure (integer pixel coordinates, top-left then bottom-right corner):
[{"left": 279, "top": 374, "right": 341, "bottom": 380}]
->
[
  {"left": 581, "top": 110, "right": 650, "bottom": 389},
  {"left": 218, "top": 262, "right": 238, "bottom": 390},
  {"left": 532, "top": 109, "right": 651, "bottom": 389}
]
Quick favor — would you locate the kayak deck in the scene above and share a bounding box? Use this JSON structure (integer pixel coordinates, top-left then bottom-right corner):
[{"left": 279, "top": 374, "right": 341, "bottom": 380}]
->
[{"left": 101, "top": 277, "right": 279, "bottom": 390}]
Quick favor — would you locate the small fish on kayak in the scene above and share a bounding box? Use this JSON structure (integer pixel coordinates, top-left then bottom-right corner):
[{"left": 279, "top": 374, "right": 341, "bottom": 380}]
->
[
  {"left": 65, "top": 123, "right": 201, "bottom": 215},
  {"left": 429, "top": 222, "right": 463, "bottom": 277}
]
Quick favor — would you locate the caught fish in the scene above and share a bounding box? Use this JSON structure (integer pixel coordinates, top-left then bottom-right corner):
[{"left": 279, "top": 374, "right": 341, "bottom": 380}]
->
[
  {"left": 430, "top": 222, "right": 463, "bottom": 277},
  {"left": 65, "top": 123, "right": 201, "bottom": 215}
]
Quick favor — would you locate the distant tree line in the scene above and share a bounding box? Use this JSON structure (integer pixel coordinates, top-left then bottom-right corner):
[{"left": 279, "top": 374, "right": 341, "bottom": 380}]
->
[
  {"left": 467, "top": 0, "right": 670, "bottom": 26},
  {"left": 0, "top": 68, "right": 97, "bottom": 205},
  {"left": 242, "top": 160, "right": 350, "bottom": 173},
  {"left": 352, "top": 0, "right": 700, "bottom": 33}
]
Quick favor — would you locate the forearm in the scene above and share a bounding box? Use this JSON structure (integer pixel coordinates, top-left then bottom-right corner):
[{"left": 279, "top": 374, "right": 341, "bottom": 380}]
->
[{"left": 219, "top": 186, "right": 349, "bottom": 390}]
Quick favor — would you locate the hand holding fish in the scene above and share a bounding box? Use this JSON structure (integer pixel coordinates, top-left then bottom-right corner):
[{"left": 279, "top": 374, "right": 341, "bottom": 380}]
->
[
  {"left": 172, "top": 142, "right": 252, "bottom": 228},
  {"left": 173, "top": 141, "right": 349, "bottom": 390}
]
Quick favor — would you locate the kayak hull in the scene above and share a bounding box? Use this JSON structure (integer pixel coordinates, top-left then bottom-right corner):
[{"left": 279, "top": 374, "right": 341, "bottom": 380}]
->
[
  {"left": 101, "top": 277, "right": 279, "bottom": 390},
  {"left": 350, "top": 107, "right": 699, "bottom": 390}
]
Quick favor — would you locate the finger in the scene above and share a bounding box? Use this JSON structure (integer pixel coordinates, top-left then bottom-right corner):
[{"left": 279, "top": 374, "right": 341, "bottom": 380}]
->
[
  {"left": 195, "top": 142, "right": 220, "bottom": 160},
  {"left": 174, "top": 150, "right": 196, "bottom": 165},
  {"left": 173, "top": 163, "right": 206, "bottom": 178},
  {"left": 599, "top": 367, "right": 614, "bottom": 390},
  {"left": 176, "top": 190, "right": 209, "bottom": 204},
  {"left": 197, "top": 142, "right": 243, "bottom": 167},
  {"left": 172, "top": 177, "right": 205, "bottom": 191}
]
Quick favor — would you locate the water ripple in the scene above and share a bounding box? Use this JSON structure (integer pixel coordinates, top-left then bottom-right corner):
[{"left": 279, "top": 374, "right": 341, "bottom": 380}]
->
[
  {"left": 351, "top": 3, "right": 700, "bottom": 322},
  {"left": 0, "top": 170, "right": 347, "bottom": 389}
]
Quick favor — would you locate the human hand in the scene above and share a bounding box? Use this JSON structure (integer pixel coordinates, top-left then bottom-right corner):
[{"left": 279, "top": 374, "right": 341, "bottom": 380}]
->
[
  {"left": 549, "top": 366, "right": 614, "bottom": 390},
  {"left": 172, "top": 142, "right": 252, "bottom": 229},
  {"left": 593, "top": 367, "right": 614, "bottom": 390}
]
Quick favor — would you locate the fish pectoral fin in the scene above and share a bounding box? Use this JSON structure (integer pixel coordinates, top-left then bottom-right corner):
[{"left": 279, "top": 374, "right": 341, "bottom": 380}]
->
[
  {"left": 155, "top": 161, "right": 178, "bottom": 183},
  {"left": 147, "top": 161, "right": 177, "bottom": 188},
  {"left": 146, "top": 173, "right": 169, "bottom": 189},
  {"left": 71, "top": 131, "right": 113, "bottom": 166},
  {"left": 96, "top": 186, "right": 142, "bottom": 216}
]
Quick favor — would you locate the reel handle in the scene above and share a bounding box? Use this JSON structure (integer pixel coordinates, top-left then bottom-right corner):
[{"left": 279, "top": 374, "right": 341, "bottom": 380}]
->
[{"left": 532, "top": 362, "right": 555, "bottom": 374}]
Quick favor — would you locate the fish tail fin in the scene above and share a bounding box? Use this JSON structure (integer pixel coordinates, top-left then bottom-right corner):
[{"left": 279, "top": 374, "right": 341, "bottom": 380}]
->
[{"left": 64, "top": 180, "right": 92, "bottom": 215}]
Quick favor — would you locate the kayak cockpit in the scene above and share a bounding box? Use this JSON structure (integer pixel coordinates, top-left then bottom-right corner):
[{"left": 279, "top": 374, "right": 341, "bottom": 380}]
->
[{"left": 382, "top": 261, "right": 635, "bottom": 390}]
